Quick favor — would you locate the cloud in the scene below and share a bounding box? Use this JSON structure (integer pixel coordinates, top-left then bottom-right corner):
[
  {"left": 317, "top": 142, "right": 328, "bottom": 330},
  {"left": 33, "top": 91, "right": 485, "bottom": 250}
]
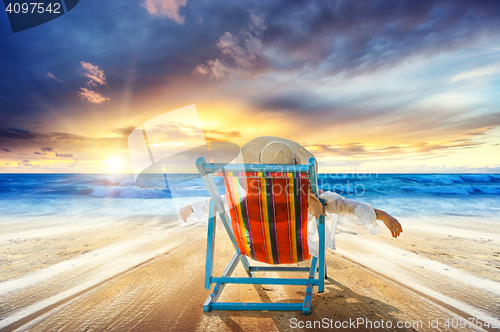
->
[
  {"left": 142, "top": 0, "right": 187, "bottom": 24},
  {"left": 450, "top": 64, "right": 500, "bottom": 83},
  {"left": 46, "top": 73, "right": 64, "bottom": 83},
  {"left": 77, "top": 88, "right": 110, "bottom": 104},
  {"left": 111, "top": 126, "right": 137, "bottom": 137},
  {"left": 306, "top": 143, "right": 374, "bottom": 158},
  {"left": 56, "top": 153, "right": 74, "bottom": 158},
  {"left": 0, "top": 129, "right": 126, "bottom": 151},
  {"left": 194, "top": 65, "right": 208, "bottom": 75},
  {"left": 306, "top": 136, "right": 487, "bottom": 160},
  {"left": 80, "top": 62, "right": 108, "bottom": 88},
  {"left": 256, "top": 92, "right": 335, "bottom": 114},
  {"left": 196, "top": 11, "right": 267, "bottom": 79},
  {"left": 1, "top": 148, "right": 10, "bottom": 152},
  {"left": 18, "top": 160, "right": 32, "bottom": 167},
  {"left": 203, "top": 128, "right": 242, "bottom": 142},
  {"left": 34, "top": 151, "right": 44, "bottom": 155},
  {"left": 77, "top": 62, "right": 110, "bottom": 103},
  {"left": 143, "top": 121, "right": 205, "bottom": 144},
  {"left": 204, "top": 58, "right": 246, "bottom": 80},
  {"left": 2, "top": 0, "right": 500, "bottom": 173},
  {"left": 258, "top": 1, "right": 500, "bottom": 78},
  {"left": 204, "top": 129, "right": 241, "bottom": 138},
  {"left": 8, "top": 127, "right": 31, "bottom": 134}
]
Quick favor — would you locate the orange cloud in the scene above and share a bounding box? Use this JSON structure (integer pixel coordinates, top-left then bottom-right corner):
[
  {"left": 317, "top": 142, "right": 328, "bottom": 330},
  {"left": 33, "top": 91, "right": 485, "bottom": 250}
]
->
[
  {"left": 80, "top": 61, "right": 108, "bottom": 88},
  {"left": 77, "top": 88, "right": 110, "bottom": 104},
  {"left": 143, "top": 0, "right": 187, "bottom": 24}
]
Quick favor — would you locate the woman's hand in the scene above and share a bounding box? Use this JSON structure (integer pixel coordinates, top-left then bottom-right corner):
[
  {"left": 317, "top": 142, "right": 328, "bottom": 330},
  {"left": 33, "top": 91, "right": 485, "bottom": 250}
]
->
[
  {"left": 178, "top": 204, "right": 193, "bottom": 223},
  {"left": 375, "top": 209, "right": 402, "bottom": 238}
]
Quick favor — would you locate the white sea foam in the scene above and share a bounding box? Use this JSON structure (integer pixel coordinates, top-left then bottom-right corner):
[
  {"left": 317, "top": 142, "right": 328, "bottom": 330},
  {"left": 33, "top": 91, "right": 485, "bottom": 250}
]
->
[
  {"left": 91, "top": 186, "right": 170, "bottom": 199},
  {"left": 105, "top": 176, "right": 119, "bottom": 185},
  {"left": 0, "top": 198, "right": 176, "bottom": 217},
  {"left": 118, "top": 179, "right": 136, "bottom": 187}
]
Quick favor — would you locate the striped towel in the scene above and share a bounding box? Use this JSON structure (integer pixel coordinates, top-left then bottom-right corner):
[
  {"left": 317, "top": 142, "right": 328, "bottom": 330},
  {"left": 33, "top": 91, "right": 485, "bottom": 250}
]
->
[{"left": 223, "top": 172, "right": 311, "bottom": 264}]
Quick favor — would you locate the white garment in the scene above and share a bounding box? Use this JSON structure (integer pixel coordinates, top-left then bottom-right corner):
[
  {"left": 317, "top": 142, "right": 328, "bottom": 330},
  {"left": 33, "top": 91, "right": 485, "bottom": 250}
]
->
[
  {"left": 306, "top": 192, "right": 380, "bottom": 257},
  {"left": 190, "top": 191, "right": 380, "bottom": 257}
]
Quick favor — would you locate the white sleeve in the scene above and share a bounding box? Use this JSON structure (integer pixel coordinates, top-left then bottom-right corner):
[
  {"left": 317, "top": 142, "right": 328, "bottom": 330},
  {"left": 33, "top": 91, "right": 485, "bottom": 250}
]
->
[
  {"left": 191, "top": 195, "right": 228, "bottom": 224},
  {"left": 319, "top": 191, "right": 381, "bottom": 235}
]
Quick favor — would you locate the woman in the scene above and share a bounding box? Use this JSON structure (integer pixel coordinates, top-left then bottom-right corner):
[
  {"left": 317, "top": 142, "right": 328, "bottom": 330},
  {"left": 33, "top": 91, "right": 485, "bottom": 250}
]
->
[{"left": 179, "top": 136, "right": 402, "bottom": 255}]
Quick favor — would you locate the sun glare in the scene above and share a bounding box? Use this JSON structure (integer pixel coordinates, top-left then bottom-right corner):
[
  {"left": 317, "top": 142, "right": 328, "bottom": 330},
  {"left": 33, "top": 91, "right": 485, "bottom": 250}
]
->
[{"left": 103, "top": 158, "right": 122, "bottom": 172}]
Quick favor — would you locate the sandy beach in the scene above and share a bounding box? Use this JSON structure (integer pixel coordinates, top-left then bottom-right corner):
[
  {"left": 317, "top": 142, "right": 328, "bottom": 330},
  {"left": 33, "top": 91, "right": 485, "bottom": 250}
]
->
[{"left": 1, "top": 209, "right": 499, "bottom": 332}]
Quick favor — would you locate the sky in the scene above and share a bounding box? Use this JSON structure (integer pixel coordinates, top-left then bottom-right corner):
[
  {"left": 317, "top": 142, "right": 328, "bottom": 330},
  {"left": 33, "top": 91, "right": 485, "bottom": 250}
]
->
[{"left": 0, "top": 0, "right": 499, "bottom": 174}]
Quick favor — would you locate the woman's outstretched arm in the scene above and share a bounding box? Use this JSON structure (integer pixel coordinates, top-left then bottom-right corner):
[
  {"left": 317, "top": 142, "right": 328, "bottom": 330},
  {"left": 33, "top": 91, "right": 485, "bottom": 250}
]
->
[
  {"left": 374, "top": 209, "right": 403, "bottom": 238},
  {"left": 318, "top": 191, "right": 402, "bottom": 238}
]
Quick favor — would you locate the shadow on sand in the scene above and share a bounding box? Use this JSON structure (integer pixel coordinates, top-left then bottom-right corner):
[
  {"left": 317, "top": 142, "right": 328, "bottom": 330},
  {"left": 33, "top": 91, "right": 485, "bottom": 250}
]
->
[{"left": 204, "top": 275, "right": 418, "bottom": 332}]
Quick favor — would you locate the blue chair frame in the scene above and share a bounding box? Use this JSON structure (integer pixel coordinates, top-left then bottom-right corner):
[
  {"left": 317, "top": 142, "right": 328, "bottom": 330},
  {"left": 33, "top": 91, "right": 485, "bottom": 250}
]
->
[{"left": 196, "top": 157, "right": 326, "bottom": 315}]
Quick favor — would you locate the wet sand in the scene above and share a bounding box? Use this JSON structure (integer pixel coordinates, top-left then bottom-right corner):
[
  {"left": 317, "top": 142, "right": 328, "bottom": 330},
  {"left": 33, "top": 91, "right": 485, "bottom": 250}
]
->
[{"left": 0, "top": 213, "right": 499, "bottom": 331}]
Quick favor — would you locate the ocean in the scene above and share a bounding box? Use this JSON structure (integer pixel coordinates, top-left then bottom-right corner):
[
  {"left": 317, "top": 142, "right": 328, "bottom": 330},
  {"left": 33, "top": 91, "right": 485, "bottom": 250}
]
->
[{"left": 0, "top": 173, "right": 499, "bottom": 219}]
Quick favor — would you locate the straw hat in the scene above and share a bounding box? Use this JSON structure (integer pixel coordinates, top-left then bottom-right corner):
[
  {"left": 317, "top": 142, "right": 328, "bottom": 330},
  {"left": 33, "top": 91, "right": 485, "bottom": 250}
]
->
[{"left": 239, "top": 136, "right": 317, "bottom": 168}]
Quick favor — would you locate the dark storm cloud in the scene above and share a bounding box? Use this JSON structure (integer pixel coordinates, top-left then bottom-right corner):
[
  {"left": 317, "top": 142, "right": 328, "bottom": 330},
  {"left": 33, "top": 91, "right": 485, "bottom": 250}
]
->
[
  {"left": 262, "top": 0, "right": 500, "bottom": 75},
  {"left": 254, "top": 91, "right": 400, "bottom": 124},
  {"left": 8, "top": 127, "right": 31, "bottom": 134}
]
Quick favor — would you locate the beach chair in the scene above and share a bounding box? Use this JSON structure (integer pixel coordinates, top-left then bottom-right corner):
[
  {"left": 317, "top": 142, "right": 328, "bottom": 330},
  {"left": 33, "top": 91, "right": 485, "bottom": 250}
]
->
[{"left": 196, "top": 156, "right": 326, "bottom": 315}]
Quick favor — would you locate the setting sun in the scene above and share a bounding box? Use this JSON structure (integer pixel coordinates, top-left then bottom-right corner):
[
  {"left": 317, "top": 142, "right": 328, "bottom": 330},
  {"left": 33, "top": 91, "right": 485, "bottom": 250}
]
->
[{"left": 102, "top": 158, "right": 122, "bottom": 172}]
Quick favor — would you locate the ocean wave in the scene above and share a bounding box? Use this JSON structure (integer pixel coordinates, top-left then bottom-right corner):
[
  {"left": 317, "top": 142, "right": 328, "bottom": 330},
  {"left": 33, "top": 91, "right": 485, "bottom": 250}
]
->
[
  {"left": 473, "top": 185, "right": 500, "bottom": 194},
  {"left": 119, "top": 179, "right": 136, "bottom": 187},
  {"left": 2, "top": 174, "right": 498, "bottom": 201},
  {"left": 396, "top": 175, "right": 464, "bottom": 184},
  {"left": 105, "top": 177, "right": 119, "bottom": 185},
  {"left": 459, "top": 174, "right": 497, "bottom": 182},
  {"left": 91, "top": 186, "right": 171, "bottom": 199},
  {"left": 401, "top": 185, "right": 474, "bottom": 195}
]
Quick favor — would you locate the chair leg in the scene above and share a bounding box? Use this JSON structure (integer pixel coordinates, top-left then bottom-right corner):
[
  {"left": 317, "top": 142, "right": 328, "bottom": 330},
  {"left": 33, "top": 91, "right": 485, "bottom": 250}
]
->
[
  {"left": 302, "top": 287, "right": 312, "bottom": 315},
  {"left": 303, "top": 256, "right": 317, "bottom": 315},
  {"left": 203, "top": 282, "right": 223, "bottom": 312},
  {"left": 204, "top": 252, "right": 242, "bottom": 312},
  {"left": 240, "top": 256, "right": 253, "bottom": 277},
  {"left": 204, "top": 201, "right": 216, "bottom": 290},
  {"left": 317, "top": 213, "right": 326, "bottom": 293}
]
